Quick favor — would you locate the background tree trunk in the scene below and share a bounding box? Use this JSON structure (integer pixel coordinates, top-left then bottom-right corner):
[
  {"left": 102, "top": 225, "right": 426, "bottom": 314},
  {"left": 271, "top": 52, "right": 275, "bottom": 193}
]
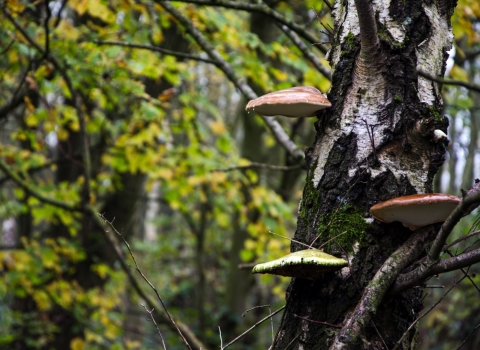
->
[{"left": 274, "top": 1, "right": 457, "bottom": 348}]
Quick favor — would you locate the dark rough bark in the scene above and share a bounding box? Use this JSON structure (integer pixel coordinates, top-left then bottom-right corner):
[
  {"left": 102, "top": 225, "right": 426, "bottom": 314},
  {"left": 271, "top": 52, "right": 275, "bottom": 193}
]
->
[{"left": 274, "top": 0, "right": 457, "bottom": 349}]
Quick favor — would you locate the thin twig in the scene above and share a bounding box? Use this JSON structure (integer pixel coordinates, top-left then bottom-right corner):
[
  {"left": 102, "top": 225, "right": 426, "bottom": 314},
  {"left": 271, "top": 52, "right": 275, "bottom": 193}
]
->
[
  {"left": 284, "top": 332, "right": 302, "bottom": 350},
  {"left": 418, "top": 70, "right": 480, "bottom": 94},
  {"left": 322, "top": 0, "right": 333, "bottom": 11},
  {"left": 242, "top": 304, "right": 271, "bottom": 317},
  {"left": 155, "top": 0, "right": 328, "bottom": 54},
  {"left": 94, "top": 40, "right": 218, "bottom": 64},
  {"left": 222, "top": 305, "right": 285, "bottom": 349},
  {"left": 392, "top": 245, "right": 480, "bottom": 293},
  {"left": 445, "top": 249, "right": 480, "bottom": 294},
  {"left": 278, "top": 24, "right": 331, "bottom": 80},
  {"left": 0, "top": 158, "right": 80, "bottom": 212},
  {"left": 334, "top": 238, "right": 360, "bottom": 293},
  {"left": 269, "top": 306, "right": 274, "bottom": 345},
  {"left": 4, "top": 7, "right": 92, "bottom": 203},
  {"left": 316, "top": 231, "right": 347, "bottom": 250},
  {"left": 333, "top": 227, "right": 434, "bottom": 348},
  {"left": 392, "top": 274, "right": 468, "bottom": 350},
  {"left": 219, "top": 326, "right": 223, "bottom": 349},
  {"left": 98, "top": 214, "right": 193, "bottom": 350},
  {"left": 430, "top": 182, "right": 480, "bottom": 261},
  {"left": 294, "top": 314, "right": 341, "bottom": 328},
  {"left": 43, "top": 0, "right": 51, "bottom": 59},
  {"left": 443, "top": 230, "right": 480, "bottom": 251},
  {"left": 241, "top": 305, "right": 275, "bottom": 344},
  {"left": 237, "top": 262, "right": 257, "bottom": 269},
  {"left": 159, "top": 1, "right": 304, "bottom": 160},
  {"left": 370, "top": 319, "right": 389, "bottom": 350},
  {"left": 140, "top": 304, "right": 167, "bottom": 350},
  {"left": 270, "top": 301, "right": 288, "bottom": 349},
  {"left": 53, "top": 0, "right": 69, "bottom": 27},
  {"left": 88, "top": 209, "right": 206, "bottom": 349},
  {"left": 213, "top": 162, "right": 304, "bottom": 173},
  {"left": 269, "top": 230, "right": 312, "bottom": 249},
  {"left": 455, "top": 321, "right": 480, "bottom": 350}
]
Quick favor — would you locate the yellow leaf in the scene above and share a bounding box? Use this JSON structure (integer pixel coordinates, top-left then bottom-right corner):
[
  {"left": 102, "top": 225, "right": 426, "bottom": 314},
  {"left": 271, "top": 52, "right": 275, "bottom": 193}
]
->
[
  {"left": 55, "top": 20, "right": 81, "bottom": 41},
  {"left": 33, "top": 290, "right": 51, "bottom": 311},
  {"left": 210, "top": 121, "right": 226, "bottom": 135},
  {"left": 57, "top": 128, "right": 69, "bottom": 141},
  {"left": 24, "top": 96, "right": 35, "bottom": 112},
  {"left": 449, "top": 65, "right": 468, "bottom": 82},
  {"left": 70, "top": 337, "right": 85, "bottom": 350},
  {"left": 6, "top": 0, "right": 25, "bottom": 12}
]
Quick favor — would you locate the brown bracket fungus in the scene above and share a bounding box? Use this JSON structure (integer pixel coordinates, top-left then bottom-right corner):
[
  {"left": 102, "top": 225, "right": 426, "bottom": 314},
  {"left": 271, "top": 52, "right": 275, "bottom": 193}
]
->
[
  {"left": 252, "top": 249, "right": 348, "bottom": 280},
  {"left": 245, "top": 86, "right": 331, "bottom": 118},
  {"left": 370, "top": 194, "right": 461, "bottom": 231}
]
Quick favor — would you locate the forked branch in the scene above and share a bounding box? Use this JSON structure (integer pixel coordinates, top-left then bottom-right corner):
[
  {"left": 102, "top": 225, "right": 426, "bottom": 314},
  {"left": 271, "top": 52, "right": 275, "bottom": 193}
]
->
[{"left": 330, "top": 226, "right": 435, "bottom": 349}]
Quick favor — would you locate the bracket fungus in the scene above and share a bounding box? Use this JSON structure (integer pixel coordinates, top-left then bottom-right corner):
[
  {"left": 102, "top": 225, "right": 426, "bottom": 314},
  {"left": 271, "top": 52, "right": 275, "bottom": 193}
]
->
[
  {"left": 252, "top": 249, "right": 348, "bottom": 280},
  {"left": 245, "top": 86, "right": 331, "bottom": 118},
  {"left": 370, "top": 194, "right": 461, "bottom": 230}
]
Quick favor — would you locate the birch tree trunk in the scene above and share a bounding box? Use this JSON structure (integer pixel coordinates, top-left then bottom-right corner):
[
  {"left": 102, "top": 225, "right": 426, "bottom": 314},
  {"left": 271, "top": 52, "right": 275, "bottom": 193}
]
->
[{"left": 274, "top": 0, "right": 457, "bottom": 348}]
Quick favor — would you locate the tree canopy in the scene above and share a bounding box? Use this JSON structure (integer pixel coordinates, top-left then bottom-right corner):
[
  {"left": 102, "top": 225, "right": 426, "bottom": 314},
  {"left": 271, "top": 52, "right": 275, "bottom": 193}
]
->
[{"left": 1, "top": 0, "right": 480, "bottom": 349}]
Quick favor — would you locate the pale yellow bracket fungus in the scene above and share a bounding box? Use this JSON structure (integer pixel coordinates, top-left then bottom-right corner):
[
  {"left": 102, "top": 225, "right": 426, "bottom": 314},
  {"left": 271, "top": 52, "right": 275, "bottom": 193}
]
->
[
  {"left": 252, "top": 249, "right": 348, "bottom": 280},
  {"left": 245, "top": 86, "right": 331, "bottom": 118},
  {"left": 370, "top": 193, "right": 461, "bottom": 231}
]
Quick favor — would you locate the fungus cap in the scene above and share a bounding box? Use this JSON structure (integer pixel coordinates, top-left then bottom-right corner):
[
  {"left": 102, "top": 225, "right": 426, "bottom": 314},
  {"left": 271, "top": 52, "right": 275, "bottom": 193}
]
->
[
  {"left": 252, "top": 249, "right": 348, "bottom": 280},
  {"left": 370, "top": 193, "right": 461, "bottom": 230},
  {"left": 245, "top": 86, "right": 331, "bottom": 118}
]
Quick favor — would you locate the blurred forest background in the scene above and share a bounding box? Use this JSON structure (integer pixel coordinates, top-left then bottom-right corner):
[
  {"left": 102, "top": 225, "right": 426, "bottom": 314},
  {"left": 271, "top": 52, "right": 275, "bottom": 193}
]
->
[{"left": 0, "top": 0, "right": 479, "bottom": 349}]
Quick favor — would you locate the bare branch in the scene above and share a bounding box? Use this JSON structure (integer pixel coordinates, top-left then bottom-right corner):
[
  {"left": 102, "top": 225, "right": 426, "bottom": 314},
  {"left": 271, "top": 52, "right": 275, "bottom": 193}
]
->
[
  {"left": 294, "top": 314, "right": 341, "bottom": 328},
  {"left": 429, "top": 182, "right": 480, "bottom": 261},
  {"left": 155, "top": 0, "right": 328, "bottom": 54},
  {"left": 218, "top": 326, "right": 223, "bottom": 349},
  {"left": 0, "top": 159, "right": 81, "bottom": 212},
  {"left": 4, "top": 7, "right": 92, "bottom": 203},
  {"left": 455, "top": 321, "right": 480, "bottom": 350},
  {"left": 269, "top": 230, "right": 313, "bottom": 249},
  {"left": 392, "top": 183, "right": 480, "bottom": 294},
  {"left": 53, "top": 0, "right": 69, "bottom": 27},
  {"left": 159, "top": 1, "right": 304, "bottom": 159},
  {"left": 322, "top": 0, "right": 333, "bottom": 12},
  {"left": 418, "top": 70, "right": 480, "bottom": 94},
  {"left": 212, "top": 162, "right": 304, "bottom": 172},
  {"left": 222, "top": 305, "right": 285, "bottom": 349},
  {"left": 443, "top": 230, "right": 480, "bottom": 251},
  {"left": 445, "top": 249, "right": 480, "bottom": 294},
  {"left": 330, "top": 226, "right": 435, "bottom": 349},
  {"left": 392, "top": 246, "right": 480, "bottom": 294},
  {"left": 97, "top": 213, "right": 194, "bottom": 350},
  {"left": 392, "top": 274, "right": 468, "bottom": 350},
  {"left": 89, "top": 208, "right": 205, "bottom": 349},
  {"left": 242, "top": 304, "right": 271, "bottom": 317},
  {"left": 278, "top": 25, "right": 331, "bottom": 80},
  {"left": 140, "top": 304, "right": 167, "bottom": 350},
  {"left": 94, "top": 40, "right": 218, "bottom": 64}
]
